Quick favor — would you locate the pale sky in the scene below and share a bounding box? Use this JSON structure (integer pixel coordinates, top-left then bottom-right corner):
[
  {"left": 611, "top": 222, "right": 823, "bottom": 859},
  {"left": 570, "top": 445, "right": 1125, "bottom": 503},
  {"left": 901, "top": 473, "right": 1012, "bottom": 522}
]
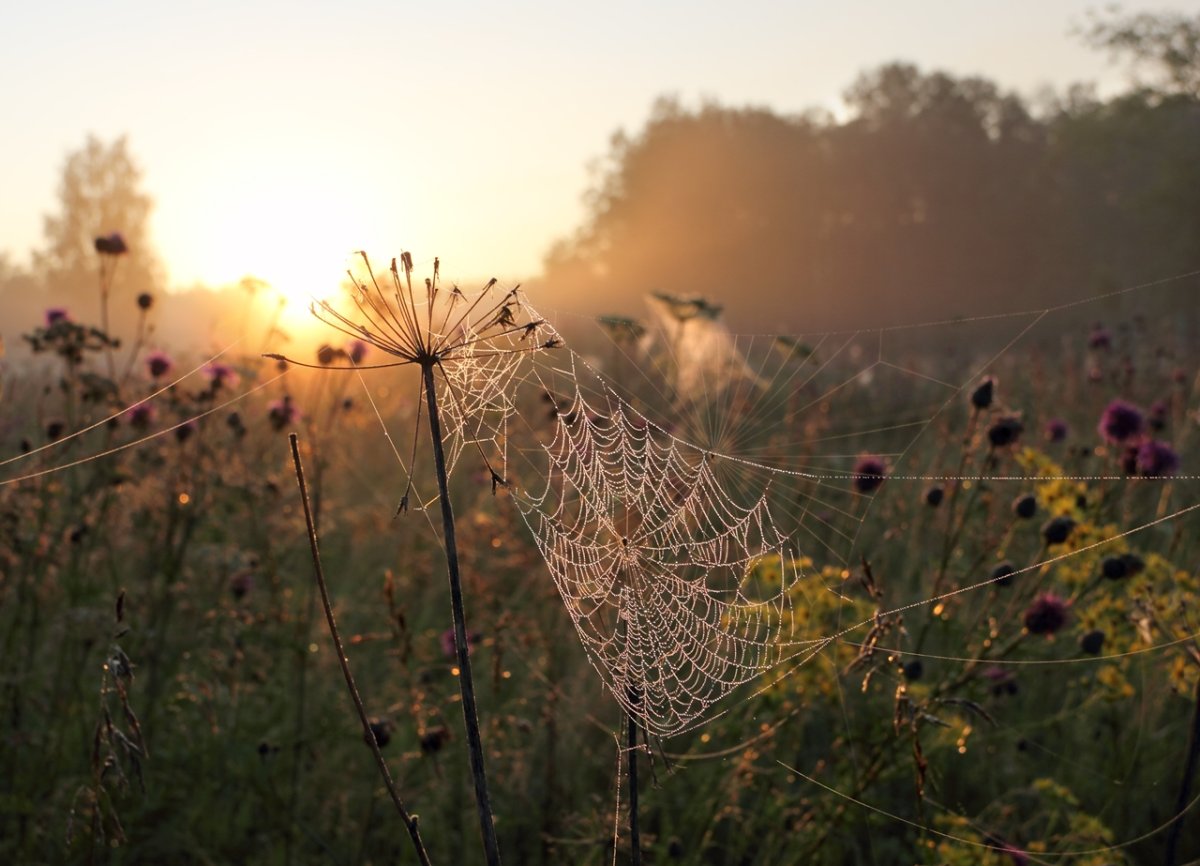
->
[{"left": 1, "top": 0, "right": 1194, "bottom": 302}]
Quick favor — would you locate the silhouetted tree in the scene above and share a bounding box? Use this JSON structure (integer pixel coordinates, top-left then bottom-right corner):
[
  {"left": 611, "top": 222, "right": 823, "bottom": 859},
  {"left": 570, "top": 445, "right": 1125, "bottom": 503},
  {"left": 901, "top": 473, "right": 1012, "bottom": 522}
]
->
[
  {"left": 1082, "top": 8, "right": 1200, "bottom": 99},
  {"left": 33, "top": 135, "right": 162, "bottom": 316}
]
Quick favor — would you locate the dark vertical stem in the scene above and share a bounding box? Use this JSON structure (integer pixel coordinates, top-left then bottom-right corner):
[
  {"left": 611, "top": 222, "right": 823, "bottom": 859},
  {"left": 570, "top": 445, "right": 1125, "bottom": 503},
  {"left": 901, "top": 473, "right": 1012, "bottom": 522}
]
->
[
  {"left": 288, "top": 433, "right": 432, "bottom": 866},
  {"left": 627, "top": 703, "right": 641, "bottom": 866},
  {"left": 1165, "top": 672, "right": 1200, "bottom": 866},
  {"left": 422, "top": 363, "right": 502, "bottom": 866}
]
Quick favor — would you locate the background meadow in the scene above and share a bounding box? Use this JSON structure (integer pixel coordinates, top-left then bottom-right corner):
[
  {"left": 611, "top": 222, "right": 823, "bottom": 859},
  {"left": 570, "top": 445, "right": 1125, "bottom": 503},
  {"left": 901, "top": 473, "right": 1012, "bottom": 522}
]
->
[{"left": 2, "top": 5, "right": 1199, "bottom": 865}]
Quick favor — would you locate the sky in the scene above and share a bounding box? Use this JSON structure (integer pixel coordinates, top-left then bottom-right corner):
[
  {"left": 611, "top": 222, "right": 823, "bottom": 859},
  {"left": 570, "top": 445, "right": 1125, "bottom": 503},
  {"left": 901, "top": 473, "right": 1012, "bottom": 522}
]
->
[{"left": 1, "top": 0, "right": 1194, "bottom": 305}]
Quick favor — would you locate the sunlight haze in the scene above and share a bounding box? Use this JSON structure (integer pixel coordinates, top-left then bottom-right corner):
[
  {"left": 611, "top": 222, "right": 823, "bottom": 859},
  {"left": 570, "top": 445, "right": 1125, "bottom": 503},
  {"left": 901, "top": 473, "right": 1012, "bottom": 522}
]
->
[{"left": 0, "top": 0, "right": 1191, "bottom": 296}]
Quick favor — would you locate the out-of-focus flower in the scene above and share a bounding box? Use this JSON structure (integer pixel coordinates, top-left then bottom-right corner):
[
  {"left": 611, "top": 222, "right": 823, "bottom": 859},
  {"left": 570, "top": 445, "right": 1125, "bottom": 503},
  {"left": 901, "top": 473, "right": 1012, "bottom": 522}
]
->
[
  {"left": 1136, "top": 439, "right": 1179, "bottom": 477},
  {"left": 316, "top": 344, "right": 339, "bottom": 366},
  {"left": 1012, "top": 494, "right": 1037, "bottom": 519},
  {"left": 970, "top": 377, "right": 995, "bottom": 410},
  {"left": 1080, "top": 630, "right": 1105, "bottom": 655},
  {"left": 1024, "top": 592, "right": 1069, "bottom": 635},
  {"left": 146, "top": 350, "right": 173, "bottom": 379},
  {"left": 420, "top": 725, "right": 451, "bottom": 755},
  {"left": 1149, "top": 399, "right": 1169, "bottom": 431},
  {"left": 45, "top": 307, "right": 70, "bottom": 327},
  {"left": 366, "top": 718, "right": 394, "bottom": 748},
  {"left": 902, "top": 660, "right": 923, "bottom": 680},
  {"left": 1041, "top": 515, "right": 1076, "bottom": 546},
  {"left": 347, "top": 339, "right": 369, "bottom": 365},
  {"left": 46, "top": 420, "right": 65, "bottom": 440},
  {"left": 984, "top": 665, "right": 1018, "bottom": 696},
  {"left": 1087, "top": 323, "right": 1111, "bottom": 350},
  {"left": 203, "top": 362, "right": 240, "bottom": 391},
  {"left": 136, "top": 292, "right": 154, "bottom": 310},
  {"left": 1044, "top": 418, "right": 1068, "bottom": 443},
  {"left": 990, "top": 561, "right": 1016, "bottom": 587},
  {"left": 93, "top": 232, "right": 128, "bottom": 255},
  {"left": 987, "top": 415, "right": 1023, "bottom": 448},
  {"left": 440, "top": 627, "right": 482, "bottom": 658},
  {"left": 924, "top": 486, "right": 944, "bottom": 507},
  {"left": 1097, "top": 399, "right": 1143, "bottom": 444},
  {"left": 126, "top": 403, "right": 157, "bottom": 429},
  {"left": 851, "top": 455, "right": 887, "bottom": 494},
  {"left": 174, "top": 420, "right": 196, "bottom": 443},
  {"left": 267, "top": 395, "right": 299, "bottom": 431}
]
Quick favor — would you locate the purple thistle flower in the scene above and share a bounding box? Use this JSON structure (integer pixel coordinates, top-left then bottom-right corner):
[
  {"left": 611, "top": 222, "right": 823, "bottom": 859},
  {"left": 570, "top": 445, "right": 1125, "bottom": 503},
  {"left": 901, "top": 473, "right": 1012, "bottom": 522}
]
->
[
  {"left": 146, "top": 350, "right": 173, "bottom": 379},
  {"left": 267, "top": 395, "right": 299, "bottom": 431},
  {"left": 1024, "top": 592, "right": 1069, "bottom": 635},
  {"left": 1087, "top": 323, "right": 1111, "bottom": 350},
  {"left": 347, "top": 339, "right": 369, "bottom": 365},
  {"left": 1136, "top": 439, "right": 1179, "bottom": 477},
  {"left": 1044, "top": 418, "right": 1068, "bottom": 443},
  {"left": 45, "top": 307, "right": 70, "bottom": 327},
  {"left": 440, "top": 627, "right": 481, "bottom": 658},
  {"left": 203, "top": 361, "right": 239, "bottom": 391},
  {"left": 1097, "top": 399, "right": 1144, "bottom": 444},
  {"left": 852, "top": 455, "right": 887, "bottom": 494},
  {"left": 93, "top": 232, "right": 128, "bottom": 255},
  {"left": 125, "top": 403, "right": 157, "bottom": 429},
  {"left": 1149, "top": 399, "right": 1169, "bottom": 431},
  {"left": 174, "top": 420, "right": 196, "bottom": 443}
]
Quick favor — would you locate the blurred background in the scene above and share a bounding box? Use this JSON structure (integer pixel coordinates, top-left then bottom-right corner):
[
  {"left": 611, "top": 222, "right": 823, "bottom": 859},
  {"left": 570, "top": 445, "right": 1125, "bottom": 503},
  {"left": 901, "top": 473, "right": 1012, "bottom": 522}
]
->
[{"left": 2, "top": 0, "right": 1198, "bottom": 345}]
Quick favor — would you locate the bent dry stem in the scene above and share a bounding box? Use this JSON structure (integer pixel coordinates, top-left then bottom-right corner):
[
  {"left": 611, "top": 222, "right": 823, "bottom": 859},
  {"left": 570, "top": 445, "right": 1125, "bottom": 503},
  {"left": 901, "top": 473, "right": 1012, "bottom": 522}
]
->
[
  {"left": 288, "top": 433, "right": 432, "bottom": 866},
  {"left": 422, "top": 361, "right": 503, "bottom": 866}
]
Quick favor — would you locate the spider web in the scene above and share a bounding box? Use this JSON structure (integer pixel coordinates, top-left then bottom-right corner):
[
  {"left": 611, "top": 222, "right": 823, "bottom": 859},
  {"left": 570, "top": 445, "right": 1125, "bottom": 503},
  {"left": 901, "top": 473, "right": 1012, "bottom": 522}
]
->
[{"left": 431, "top": 272, "right": 1199, "bottom": 743}]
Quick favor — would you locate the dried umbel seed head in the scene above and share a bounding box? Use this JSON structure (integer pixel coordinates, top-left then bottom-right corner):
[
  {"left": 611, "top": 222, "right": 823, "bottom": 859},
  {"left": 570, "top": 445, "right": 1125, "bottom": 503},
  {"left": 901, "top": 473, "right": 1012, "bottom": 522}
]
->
[
  {"left": 924, "top": 486, "right": 945, "bottom": 507},
  {"left": 1012, "top": 494, "right": 1037, "bottom": 520},
  {"left": 1024, "top": 592, "right": 1069, "bottom": 635},
  {"left": 1041, "top": 515, "right": 1076, "bottom": 546},
  {"left": 970, "top": 377, "right": 995, "bottom": 410}
]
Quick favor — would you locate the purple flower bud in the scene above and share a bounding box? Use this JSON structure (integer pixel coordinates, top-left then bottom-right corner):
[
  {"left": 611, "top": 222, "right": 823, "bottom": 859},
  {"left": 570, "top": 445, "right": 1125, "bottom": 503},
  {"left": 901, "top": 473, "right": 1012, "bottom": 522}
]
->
[
  {"left": 146, "top": 350, "right": 173, "bottom": 379},
  {"left": 94, "top": 232, "right": 128, "bottom": 255},
  {"left": 852, "top": 455, "right": 887, "bottom": 494},
  {"left": 1135, "top": 439, "right": 1179, "bottom": 477},
  {"left": 1097, "top": 399, "right": 1143, "bottom": 444},
  {"left": 1024, "top": 592, "right": 1068, "bottom": 635}
]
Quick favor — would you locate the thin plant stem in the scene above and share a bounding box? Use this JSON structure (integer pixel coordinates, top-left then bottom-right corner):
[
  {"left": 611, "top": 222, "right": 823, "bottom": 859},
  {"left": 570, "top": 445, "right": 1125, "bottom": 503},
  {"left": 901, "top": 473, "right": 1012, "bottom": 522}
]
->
[
  {"left": 1165, "top": 672, "right": 1200, "bottom": 866},
  {"left": 287, "top": 433, "right": 432, "bottom": 866},
  {"left": 421, "top": 362, "right": 503, "bottom": 866},
  {"left": 627, "top": 704, "right": 641, "bottom": 866}
]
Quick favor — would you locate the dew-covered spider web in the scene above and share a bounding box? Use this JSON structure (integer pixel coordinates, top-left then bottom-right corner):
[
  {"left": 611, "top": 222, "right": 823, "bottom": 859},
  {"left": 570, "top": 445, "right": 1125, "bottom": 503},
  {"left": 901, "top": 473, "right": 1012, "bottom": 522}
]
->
[{"left": 427, "top": 269, "right": 1200, "bottom": 741}]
